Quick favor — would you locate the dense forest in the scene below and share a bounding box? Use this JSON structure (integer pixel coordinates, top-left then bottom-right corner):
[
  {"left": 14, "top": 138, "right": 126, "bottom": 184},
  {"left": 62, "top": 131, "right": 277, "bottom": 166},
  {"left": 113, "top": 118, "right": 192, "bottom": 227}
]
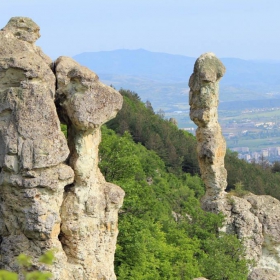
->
[{"left": 99, "top": 126, "right": 248, "bottom": 280}]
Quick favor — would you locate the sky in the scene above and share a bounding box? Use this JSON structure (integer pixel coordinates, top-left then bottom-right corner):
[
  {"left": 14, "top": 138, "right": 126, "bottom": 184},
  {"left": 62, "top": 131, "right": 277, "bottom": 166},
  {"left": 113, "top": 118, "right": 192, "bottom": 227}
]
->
[{"left": 2, "top": 0, "right": 280, "bottom": 60}]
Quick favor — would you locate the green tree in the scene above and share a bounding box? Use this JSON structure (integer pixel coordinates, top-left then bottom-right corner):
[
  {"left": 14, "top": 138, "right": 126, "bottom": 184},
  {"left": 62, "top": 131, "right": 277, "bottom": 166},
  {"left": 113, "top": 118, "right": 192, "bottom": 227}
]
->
[
  {"left": 272, "top": 161, "right": 280, "bottom": 173},
  {"left": 200, "top": 233, "right": 248, "bottom": 280}
]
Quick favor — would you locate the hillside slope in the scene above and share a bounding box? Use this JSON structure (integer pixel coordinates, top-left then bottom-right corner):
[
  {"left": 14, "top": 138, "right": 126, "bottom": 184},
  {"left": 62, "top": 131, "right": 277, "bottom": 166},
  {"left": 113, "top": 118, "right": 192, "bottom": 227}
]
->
[
  {"left": 99, "top": 126, "right": 248, "bottom": 280},
  {"left": 106, "top": 89, "right": 280, "bottom": 200}
]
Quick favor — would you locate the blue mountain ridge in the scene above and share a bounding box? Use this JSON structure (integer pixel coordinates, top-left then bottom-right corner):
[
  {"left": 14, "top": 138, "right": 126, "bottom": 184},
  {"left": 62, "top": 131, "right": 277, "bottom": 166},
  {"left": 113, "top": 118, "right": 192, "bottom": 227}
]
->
[{"left": 73, "top": 49, "right": 280, "bottom": 87}]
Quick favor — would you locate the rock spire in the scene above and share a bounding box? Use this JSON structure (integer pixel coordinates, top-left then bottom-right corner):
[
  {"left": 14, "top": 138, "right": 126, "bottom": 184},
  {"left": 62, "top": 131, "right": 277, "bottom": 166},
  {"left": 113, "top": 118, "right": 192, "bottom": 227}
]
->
[
  {"left": 189, "top": 52, "right": 227, "bottom": 212},
  {"left": 0, "top": 17, "right": 124, "bottom": 279},
  {"left": 189, "top": 53, "right": 280, "bottom": 279}
]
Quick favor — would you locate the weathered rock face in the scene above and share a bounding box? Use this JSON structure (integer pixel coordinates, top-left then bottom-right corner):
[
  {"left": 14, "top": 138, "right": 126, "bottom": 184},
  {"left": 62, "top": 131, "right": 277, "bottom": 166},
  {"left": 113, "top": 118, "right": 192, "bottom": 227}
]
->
[
  {"left": 0, "top": 17, "right": 73, "bottom": 277},
  {"left": 55, "top": 56, "right": 124, "bottom": 279},
  {"left": 227, "top": 194, "right": 280, "bottom": 274},
  {"left": 189, "top": 52, "right": 227, "bottom": 212},
  {"left": 248, "top": 268, "right": 280, "bottom": 280},
  {"left": 189, "top": 53, "right": 280, "bottom": 279},
  {"left": 0, "top": 17, "right": 124, "bottom": 279}
]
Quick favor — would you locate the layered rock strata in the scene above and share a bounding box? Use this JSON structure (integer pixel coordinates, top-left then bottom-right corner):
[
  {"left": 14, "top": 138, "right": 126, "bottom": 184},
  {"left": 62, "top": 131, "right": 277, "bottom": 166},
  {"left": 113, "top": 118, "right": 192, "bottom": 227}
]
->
[
  {"left": 0, "top": 17, "right": 124, "bottom": 279},
  {"left": 189, "top": 53, "right": 280, "bottom": 278}
]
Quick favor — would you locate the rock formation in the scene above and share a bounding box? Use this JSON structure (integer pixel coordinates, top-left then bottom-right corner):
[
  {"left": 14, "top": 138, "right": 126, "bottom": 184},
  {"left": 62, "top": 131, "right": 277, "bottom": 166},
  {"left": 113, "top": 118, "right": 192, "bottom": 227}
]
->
[
  {"left": 55, "top": 56, "right": 124, "bottom": 279},
  {"left": 189, "top": 53, "right": 280, "bottom": 279},
  {"left": 248, "top": 268, "right": 280, "bottom": 280},
  {"left": 189, "top": 52, "right": 227, "bottom": 212},
  {"left": 0, "top": 17, "right": 124, "bottom": 279},
  {"left": 227, "top": 194, "right": 280, "bottom": 276}
]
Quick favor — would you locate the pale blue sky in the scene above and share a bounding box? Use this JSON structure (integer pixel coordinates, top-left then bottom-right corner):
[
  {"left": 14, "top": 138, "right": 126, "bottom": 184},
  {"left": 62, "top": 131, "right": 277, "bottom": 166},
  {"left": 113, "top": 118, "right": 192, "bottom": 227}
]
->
[{"left": 2, "top": 0, "right": 280, "bottom": 60}]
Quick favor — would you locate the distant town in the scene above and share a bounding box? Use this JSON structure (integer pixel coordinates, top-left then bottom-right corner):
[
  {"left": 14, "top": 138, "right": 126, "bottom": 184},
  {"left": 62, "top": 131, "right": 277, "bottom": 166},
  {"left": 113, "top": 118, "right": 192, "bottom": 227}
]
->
[{"left": 182, "top": 106, "right": 280, "bottom": 164}]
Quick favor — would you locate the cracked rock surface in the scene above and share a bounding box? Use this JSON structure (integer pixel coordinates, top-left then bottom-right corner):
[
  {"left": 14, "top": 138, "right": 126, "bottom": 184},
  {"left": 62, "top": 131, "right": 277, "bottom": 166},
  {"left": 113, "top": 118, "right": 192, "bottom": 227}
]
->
[{"left": 0, "top": 17, "right": 124, "bottom": 279}]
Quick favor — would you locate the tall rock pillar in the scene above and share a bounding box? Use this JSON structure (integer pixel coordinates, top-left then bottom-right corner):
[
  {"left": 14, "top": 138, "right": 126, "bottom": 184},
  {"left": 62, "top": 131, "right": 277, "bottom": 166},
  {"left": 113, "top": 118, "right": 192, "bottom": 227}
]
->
[
  {"left": 55, "top": 56, "right": 125, "bottom": 280},
  {"left": 189, "top": 53, "right": 280, "bottom": 280},
  {"left": 189, "top": 53, "right": 227, "bottom": 212}
]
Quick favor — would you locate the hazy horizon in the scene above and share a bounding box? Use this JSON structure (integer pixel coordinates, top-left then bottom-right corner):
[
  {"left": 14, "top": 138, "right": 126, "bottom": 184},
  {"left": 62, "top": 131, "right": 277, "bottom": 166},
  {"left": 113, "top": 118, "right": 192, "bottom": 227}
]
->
[
  {"left": 2, "top": 0, "right": 280, "bottom": 61},
  {"left": 74, "top": 48, "right": 280, "bottom": 63}
]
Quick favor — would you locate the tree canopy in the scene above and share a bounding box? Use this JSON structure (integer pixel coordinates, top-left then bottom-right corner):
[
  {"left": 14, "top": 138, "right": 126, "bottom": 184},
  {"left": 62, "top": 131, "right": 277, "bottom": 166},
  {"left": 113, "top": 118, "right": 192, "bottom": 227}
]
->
[
  {"left": 108, "top": 89, "right": 280, "bottom": 200},
  {"left": 99, "top": 126, "right": 248, "bottom": 280}
]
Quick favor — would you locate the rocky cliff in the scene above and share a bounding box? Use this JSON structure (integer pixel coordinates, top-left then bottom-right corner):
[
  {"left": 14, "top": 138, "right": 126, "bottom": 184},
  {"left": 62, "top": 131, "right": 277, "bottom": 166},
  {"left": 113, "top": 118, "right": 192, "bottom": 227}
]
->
[
  {"left": 189, "top": 53, "right": 280, "bottom": 279},
  {"left": 0, "top": 17, "right": 124, "bottom": 279}
]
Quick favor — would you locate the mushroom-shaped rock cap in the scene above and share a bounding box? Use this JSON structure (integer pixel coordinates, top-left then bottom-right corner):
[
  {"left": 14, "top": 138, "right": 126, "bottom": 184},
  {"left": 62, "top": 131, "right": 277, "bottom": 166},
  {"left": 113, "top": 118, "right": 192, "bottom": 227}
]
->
[
  {"left": 189, "top": 52, "right": 225, "bottom": 89},
  {"left": 189, "top": 53, "right": 225, "bottom": 126},
  {"left": 2, "top": 17, "right": 40, "bottom": 43},
  {"left": 55, "top": 56, "right": 123, "bottom": 130}
]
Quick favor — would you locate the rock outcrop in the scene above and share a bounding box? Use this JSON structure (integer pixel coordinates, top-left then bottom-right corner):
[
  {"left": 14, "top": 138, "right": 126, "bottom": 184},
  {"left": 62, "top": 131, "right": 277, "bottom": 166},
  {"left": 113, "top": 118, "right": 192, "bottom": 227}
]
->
[
  {"left": 0, "top": 17, "right": 124, "bottom": 279},
  {"left": 55, "top": 56, "right": 124, "bottom": 279},
  {"left": 227, "top": 194, "right": 280, "bottom": 273},
  {"left": 248, "top": 268, "right": 280, "bottom": 280},
  {"left": 189, "top": 53, "right": 280, "bottom": 279},
  {"left": 189, "top": 52, "right": 227, "bottom": 212}
]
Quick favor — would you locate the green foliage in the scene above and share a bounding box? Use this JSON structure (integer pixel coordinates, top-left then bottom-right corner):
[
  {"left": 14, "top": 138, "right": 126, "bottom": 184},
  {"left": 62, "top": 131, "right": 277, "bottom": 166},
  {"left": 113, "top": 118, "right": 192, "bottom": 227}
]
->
[
  {"left": 0, "top": 271, "right": 18, "bottom": 280},
  {"left": 38, "top": 251, "right": 55, "bottom": 266},
  {"left": 0, "top": 251, "right": 54, "bottom": 280},
  {"left": 60, "top": 124, "right": 67, "bottom": 137},
  {"left": 200, "top": 233, "right": 248, "bottom": 280},
  {"left": 106, "top": 89, "right": 199, "bottom": 175},
  {"left": 225, "top": 149, "right": 280, "bottom": 199},
  {"left": 99, "top": 126, "right": 249, "bottom": 279},
  {"left": 99, "top": 129, "right": 144, "bottom": 182},
  {"left": 272, "top": 161, "right": 280, "bottom": 173},
  {"left": 17, "top": 254, "right": 32, "bottom": 268},
  {"left": 25, "top": 271, "right": 52, "bottom": 280},
  {"left": 228, "top": 181, "right": 249, "bottom": 198}
]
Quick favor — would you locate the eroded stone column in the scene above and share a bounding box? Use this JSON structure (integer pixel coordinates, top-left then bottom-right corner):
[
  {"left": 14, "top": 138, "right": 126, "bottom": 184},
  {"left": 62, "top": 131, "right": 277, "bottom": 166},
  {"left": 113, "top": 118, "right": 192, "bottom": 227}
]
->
[
  {"left": 55, "top": 56, "right": 125, "bottom": 280},
  {"left": 189, "top": 53, "right": 280, "bottom": 279},
  {"left": 189, "top": 52, "right": 227, "bottom": 212}
]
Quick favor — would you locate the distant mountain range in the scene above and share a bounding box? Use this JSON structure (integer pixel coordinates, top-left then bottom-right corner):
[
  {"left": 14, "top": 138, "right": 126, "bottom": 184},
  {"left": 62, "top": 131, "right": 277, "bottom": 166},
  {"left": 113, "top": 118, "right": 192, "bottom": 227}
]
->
[
  {"left": 73, "top": 49, "right": 280, "bottom": 110},
  {"left": 73, "top": 49, "right": 194, "bottom": 82}
]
